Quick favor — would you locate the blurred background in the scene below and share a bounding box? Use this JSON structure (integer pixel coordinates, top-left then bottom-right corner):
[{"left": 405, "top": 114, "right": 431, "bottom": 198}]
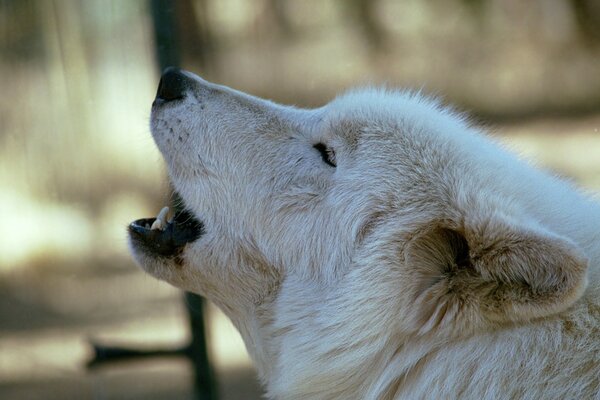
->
[{"left": 1, "top": 0, "right": 599, "bottom": 399}]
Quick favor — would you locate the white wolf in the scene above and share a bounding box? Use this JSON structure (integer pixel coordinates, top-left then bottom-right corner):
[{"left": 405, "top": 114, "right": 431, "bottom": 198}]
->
[{"left": 129, "top": 68, "right": 600, "bottom": 399}]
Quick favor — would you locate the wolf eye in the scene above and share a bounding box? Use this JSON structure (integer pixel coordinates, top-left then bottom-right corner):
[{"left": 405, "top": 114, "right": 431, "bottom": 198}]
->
[{"left": 313, "top": 143, "right": 336, "bottom": 167}]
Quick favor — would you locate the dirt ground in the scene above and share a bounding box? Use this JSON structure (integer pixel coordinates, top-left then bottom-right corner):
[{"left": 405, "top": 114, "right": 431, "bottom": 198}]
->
[
  {"left": 0, "top": 115, "right": 599, "bottom": 399},
  {"left": 0, "top": 261, "right": 264, "bottom": 399}
]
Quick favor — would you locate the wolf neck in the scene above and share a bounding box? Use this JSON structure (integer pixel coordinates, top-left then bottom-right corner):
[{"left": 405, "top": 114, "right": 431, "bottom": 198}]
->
[
  {"left": 225, "top": 300, "right": 280, "bottom": 385},
  {"left": 256, "top": 274, "right": 401, "bottom": 399}
]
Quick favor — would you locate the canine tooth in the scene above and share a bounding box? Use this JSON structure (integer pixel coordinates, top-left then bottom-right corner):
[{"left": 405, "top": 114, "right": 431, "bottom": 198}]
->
[
  {"left": 150, "top": 206, "right": 170, "bottom": 230},
  {"left": 157, "top": 206, "right": 169, "bottom": 221},
  {"left": 150, "top": 219, "right": 163, "bottom": 230}
]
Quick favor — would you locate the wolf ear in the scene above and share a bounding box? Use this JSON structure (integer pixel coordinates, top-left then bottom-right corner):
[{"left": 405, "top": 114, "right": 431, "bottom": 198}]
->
[{"left": 406, "top": 215, "right": 588, "bottom": 334}]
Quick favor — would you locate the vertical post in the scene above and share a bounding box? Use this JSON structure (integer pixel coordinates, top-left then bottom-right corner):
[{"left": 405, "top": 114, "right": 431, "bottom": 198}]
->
[
  {"left": 150, "top": 0, "right": 181, "bottom": 68},
  {"left": 185, "top": 292, "right": 217, "bottom": 400},
  {"left": 149, "top": 2, "right": 217, "bottom": 399}
]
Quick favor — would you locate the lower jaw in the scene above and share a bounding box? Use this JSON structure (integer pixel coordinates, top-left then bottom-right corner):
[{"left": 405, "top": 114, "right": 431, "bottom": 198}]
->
[{"left": 129, "top": 208, "right": 204, "bottom": 257}]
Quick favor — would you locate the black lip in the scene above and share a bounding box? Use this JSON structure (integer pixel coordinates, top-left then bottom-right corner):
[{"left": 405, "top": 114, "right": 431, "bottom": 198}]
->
[{"left": 128, "top": 209, "right": 204, "bottom": 257}]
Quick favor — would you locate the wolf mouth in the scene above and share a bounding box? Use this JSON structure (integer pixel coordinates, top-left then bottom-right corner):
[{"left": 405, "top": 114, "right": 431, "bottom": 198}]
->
[{"left": 129, "top": 207, "right": 204, "bottom": 257}]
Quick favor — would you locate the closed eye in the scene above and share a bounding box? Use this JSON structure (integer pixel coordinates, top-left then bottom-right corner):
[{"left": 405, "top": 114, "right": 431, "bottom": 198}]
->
[{"left": 313, "top": 143, "right": 336, "bottom": 167}]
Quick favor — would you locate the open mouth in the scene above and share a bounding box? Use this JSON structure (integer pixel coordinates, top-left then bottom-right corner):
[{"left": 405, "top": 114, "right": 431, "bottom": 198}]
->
[{"left": 128, "top": 206, "right": 204, "bottom": 257}]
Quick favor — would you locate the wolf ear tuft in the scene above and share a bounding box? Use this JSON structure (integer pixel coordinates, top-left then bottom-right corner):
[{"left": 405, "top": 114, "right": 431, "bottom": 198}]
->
[{"left": 406, "top": 217, "right": 589, "bottom": 335}]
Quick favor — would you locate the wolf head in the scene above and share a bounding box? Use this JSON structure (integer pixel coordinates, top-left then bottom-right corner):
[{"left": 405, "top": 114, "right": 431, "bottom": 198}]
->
[{"left": 129, "top": 68, "right": 588, "bottom": 383}]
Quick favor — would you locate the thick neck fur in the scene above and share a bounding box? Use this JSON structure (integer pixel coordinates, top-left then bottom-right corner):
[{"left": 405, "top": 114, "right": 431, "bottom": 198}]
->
[
  {"left": 224, "top": 296, "right": 282, "bottom": 385},
  {"left": 256, "top": 274, "right": 599, "bottom": 399}
]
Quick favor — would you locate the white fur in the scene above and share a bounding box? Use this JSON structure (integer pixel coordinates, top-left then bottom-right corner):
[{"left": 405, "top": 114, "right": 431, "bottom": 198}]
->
[{"left": 130, "top": 71, "right": 600, "bottom": 399}]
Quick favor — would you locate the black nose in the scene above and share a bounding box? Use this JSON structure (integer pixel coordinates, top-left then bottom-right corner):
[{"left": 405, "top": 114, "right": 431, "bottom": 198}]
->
[{"left": 156, "top": 67, "right": 189, "bottom": 102}]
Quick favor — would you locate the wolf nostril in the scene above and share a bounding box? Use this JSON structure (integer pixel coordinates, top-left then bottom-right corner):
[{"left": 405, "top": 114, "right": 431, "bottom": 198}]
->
[{"left": 156, "top": 66, "right": 189, "bottom": 102}]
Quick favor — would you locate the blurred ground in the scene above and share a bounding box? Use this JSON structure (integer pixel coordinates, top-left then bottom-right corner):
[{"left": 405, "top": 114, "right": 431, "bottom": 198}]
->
[{"left": 0, "top": 259, "right": 263, "bottom": 399}]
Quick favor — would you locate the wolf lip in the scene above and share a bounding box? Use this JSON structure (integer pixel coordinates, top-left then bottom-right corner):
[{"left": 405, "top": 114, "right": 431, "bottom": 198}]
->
[{"left": 129, "top": 210, "right": 204, "bottom": 257}]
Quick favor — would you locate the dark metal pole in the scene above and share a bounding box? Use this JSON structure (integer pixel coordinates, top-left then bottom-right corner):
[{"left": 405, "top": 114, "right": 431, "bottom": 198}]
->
[
  {"left": 149, "top": 2, "right": 217, "bottom": 399},
  {"left": 184, "top": 292, "right": 217, "bottom": 400},
  {"left": 87, "top": 4, "right": 217, "bottom": 399},
  {"left": 150, "top": 0, "right": 181, "bottom": 69}
]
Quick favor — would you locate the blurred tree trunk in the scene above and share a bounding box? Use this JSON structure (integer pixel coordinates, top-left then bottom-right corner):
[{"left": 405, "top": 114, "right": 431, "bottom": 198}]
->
[
  {"left": 571, "top": 0, "right": 600, "bottom": 47},
  {"left": 268, "top": 0, "right": 296, "bottom": 40},
  {"left": 345, "top": 0, "right": 386, "bottom": 52},
  {"left": 40, "top": 0, "right": 91, "bottom": 137}
]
